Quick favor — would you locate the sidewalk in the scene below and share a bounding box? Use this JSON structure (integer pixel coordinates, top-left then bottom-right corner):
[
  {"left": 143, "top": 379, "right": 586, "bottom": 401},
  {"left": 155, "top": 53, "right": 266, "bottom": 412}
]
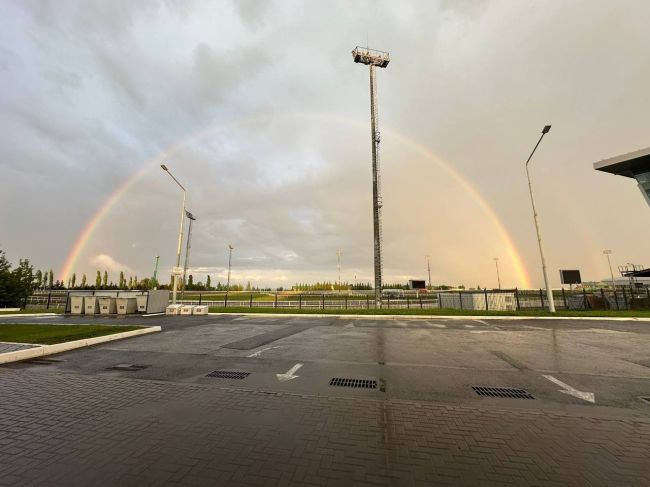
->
[{"left": 0, "top": 369, "right": 648, "bottom": 486}]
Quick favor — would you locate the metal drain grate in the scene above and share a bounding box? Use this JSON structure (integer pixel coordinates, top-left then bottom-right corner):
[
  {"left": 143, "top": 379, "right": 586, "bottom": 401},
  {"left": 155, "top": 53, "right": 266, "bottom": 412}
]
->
[
  {"left": 329, "top": 378, "right": 377, "bottom": 389},
  {"left": 472, "top": 386, "right": 534, "bottom": 399},
  {"left": 108, "top": 364, "right": 150, "bottom": 371},
  {"left": 206, "top": 370, "right": 250, "bottom": 380}
]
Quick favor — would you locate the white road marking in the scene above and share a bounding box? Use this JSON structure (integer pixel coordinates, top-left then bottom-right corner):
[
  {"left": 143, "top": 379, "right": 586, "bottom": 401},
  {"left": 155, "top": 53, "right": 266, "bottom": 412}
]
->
[
  {"left": 474, "top": 320, "right": 491, "bottom": 327},
  {"left": 464, "top": 324, "right": 475, "bottom": 329},
  {"left": 429, "top": 323, "right": 447, "bottom": 328},
  {"left": 543, "top": 374, "right": 595, "bottom": 403},
  {"left": 247, "top": 346, "right": 280, "bottom": 358},
  {"left": 523, "top": 325, "right": 548, "bottom": 331},
  {"left": 470, "top": 330, "right": 501, "bottom": 334},
  {"left": 344, "top": 323, "right": 355, "bottom": 328},
  {"left": 276, "top": 363, "right": 303, "bottom": 382},
  {"left": 142, "top": 312, "right": 165, "bottom": 317}
]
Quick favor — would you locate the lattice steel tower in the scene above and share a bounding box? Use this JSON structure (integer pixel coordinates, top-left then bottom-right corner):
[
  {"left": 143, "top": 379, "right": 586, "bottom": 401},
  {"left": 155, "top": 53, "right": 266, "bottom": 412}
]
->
[{"left": 352, "top": 46, "right": 390, "bottom": 307}]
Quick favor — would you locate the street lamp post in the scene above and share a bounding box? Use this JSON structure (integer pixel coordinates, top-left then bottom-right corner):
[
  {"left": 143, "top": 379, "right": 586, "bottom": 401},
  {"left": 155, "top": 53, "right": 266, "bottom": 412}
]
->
[
  {"left": 603, "top": 250, "right": 615, "bottom": 288},
  {"left": 525, "top": 125, "right": 556, "bottom": 313},
  {"left": 493, "top": 257, "right": 501, "bottom": 289},
  {"left": 225, "top": 245, "right": 234, "bottom": 305},
  {"left": 337, "top": 249, "right": 342, "bottom": 292},
  {"left": 425, "top": 255, "right": 432, "bottom": 290},
  {"left": 181, "top": 210, "right": 196, "bottom": 301},
  {"left": 152, "top": 255, "right": 160, "bottom": 290},
  {"left": 160, "top": 164, "right": 186, "bottom": 305}
]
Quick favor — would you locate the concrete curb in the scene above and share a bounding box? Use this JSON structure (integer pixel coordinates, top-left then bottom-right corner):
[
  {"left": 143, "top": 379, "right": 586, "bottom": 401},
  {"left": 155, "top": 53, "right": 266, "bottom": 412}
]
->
[
  {"left": 207, "top": 312, "right": 650, "bottom": 322},
  {"left": 0, "top": 326, "right": 161, "bottom": 365},
  {"left": 0, "top": 313, "right": 59, "bottom": 318}
]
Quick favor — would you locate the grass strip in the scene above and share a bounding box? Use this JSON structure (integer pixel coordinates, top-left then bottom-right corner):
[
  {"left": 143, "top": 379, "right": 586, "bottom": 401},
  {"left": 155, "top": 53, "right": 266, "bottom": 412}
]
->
[{"left": 0, "top": 324, "right": 143, "bottom": 345}]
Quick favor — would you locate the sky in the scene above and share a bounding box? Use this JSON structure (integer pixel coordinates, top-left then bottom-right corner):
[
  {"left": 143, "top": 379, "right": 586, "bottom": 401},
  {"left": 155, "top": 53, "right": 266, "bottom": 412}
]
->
[{"left": 1, "top": 0, "right": 649, "bottom": 290}]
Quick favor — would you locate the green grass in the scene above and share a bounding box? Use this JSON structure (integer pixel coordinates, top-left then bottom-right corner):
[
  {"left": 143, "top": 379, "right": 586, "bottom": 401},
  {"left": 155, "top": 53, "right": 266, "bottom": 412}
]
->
[
  {"left": 0, "top": 323, "right": 144, "bottom": 345},
  {"left": 207, "top": 306, "right": 650, "bottom": 318},
  {"left": 0, "top": 308, "right": 63, "bottom": 315}
]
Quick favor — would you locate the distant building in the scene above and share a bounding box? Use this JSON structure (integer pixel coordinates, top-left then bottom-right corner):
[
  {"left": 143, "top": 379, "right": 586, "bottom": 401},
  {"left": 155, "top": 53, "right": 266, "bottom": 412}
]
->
[{"left": 594, "top": 146, "right": 650, "bottom": 207}]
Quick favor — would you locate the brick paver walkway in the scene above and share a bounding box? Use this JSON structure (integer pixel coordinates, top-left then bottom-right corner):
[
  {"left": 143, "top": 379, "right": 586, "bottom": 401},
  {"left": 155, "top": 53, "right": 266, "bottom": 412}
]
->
[
  {"left": 0, "top": 369, "right": 649, "bottom": 486},
  {"left": 0, "top": 343, "right": 38, "bottom": 354}
]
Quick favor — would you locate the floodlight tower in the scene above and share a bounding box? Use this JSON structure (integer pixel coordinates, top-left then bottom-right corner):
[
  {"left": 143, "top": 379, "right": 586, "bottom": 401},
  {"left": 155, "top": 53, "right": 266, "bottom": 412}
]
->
[{"left": 352, "top": 46, "right": 390, "bottom": 308}]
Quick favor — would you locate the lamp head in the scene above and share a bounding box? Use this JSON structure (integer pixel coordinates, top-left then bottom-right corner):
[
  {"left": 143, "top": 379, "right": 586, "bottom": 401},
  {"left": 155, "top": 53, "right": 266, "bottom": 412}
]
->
[
  {"left": 542, "top": 125, "right": 551, "bottom": 134},
  {"left": 160, "top": 164, "right": 168, "bottom": 171}
]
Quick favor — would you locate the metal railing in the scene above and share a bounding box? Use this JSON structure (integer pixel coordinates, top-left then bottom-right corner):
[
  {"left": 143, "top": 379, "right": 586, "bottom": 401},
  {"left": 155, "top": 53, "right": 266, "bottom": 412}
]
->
[{"left": 25, "top": 287, "right": 650, "bottom": 312}]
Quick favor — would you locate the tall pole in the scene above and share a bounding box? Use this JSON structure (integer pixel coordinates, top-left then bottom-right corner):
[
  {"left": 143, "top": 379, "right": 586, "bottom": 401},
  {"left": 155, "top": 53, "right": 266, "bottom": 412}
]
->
[
  {"left": 369, "top": 64, "right": 383, "bottom": 307},
  {"left": 426, "top": 255, "right": 432, "bottom": 290},
  {"left": 160, "top": 164, "right": 186, "bottom": 305},
  {"left": 152, "top": 255, "right": 160, "bottom": 289},
  {"left": 603, "top": 250, "right": 615, "bottom": 288},
  {"left": 525, "top": 125, "right": 555, "bottom": 312},
  {"left": 181, "top": 211, "right": 195, "bottom": 301},
  {"left": 225, "top": 245, "right": 234, "bottom": 303},
  {"left": 337, "top": 249, "right": 342, "bottom": 291},
  {"left": 493, "top": 257, "right": 501, "bottom": 289}
]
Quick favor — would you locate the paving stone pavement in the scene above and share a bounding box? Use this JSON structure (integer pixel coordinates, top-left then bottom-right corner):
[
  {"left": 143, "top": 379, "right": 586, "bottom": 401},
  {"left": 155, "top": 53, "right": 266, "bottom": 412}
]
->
[
  {"left": 0, "top": 342, "right": 38, "bottom": 354},
  {"left": 0, "top": 369, "right": 649, "bottom": 486}
]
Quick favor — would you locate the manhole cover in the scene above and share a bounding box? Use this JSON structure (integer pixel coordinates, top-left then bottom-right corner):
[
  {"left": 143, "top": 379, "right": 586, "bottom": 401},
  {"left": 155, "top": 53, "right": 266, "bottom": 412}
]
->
[
  {"left": 472, "top": 386, "right": 534, "bottom": 399},
  {"left": 206, "top": 370, "right": 250, "bottom": 380},
  {"left": 640, "top": 397, "right": 650, "bottom": 405},
  {"left": 329, "top": 378, "right": 377, "bottom": 389},
  {"left": 108, "top": 364, "right": 150, "bottom": 371}
]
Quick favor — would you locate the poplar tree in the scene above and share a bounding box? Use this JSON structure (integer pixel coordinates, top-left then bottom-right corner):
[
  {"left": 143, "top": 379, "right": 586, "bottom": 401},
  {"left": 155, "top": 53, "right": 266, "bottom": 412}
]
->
[
  {"left": 81, "top": 274, "right": 87, "bottom": 287},
  {"left": 95, "top": 271, "right": 101, "bottom": 288},
  {"left": 102, "top": 271, "right": 108, "bottom": 288}
]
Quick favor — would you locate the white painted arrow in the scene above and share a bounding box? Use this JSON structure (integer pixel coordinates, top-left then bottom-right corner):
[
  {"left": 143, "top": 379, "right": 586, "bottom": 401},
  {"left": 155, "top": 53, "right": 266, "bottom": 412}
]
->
[
  {"left": 543, "top": 375, "right": 595, "bottom": 403},
  {"left": 276, "top": 363, "right": 303, "bottom": 382}
]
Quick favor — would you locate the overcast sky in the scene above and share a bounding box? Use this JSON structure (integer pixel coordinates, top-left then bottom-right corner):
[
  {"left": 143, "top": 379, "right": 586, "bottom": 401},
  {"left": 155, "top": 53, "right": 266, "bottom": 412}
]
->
[{"left": 1, "top": 0, "right": 649, "bottom": 289}]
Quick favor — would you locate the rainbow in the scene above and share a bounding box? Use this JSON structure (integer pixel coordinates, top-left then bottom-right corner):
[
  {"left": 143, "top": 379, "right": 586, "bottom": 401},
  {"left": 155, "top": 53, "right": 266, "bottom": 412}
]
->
[{"left": 59, "top": 112, "right": 532, "bottom": 287}]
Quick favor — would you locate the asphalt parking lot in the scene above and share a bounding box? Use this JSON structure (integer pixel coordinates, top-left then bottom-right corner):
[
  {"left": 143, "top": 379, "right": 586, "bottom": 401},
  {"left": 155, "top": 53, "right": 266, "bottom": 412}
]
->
[{"left": 1, "top": 313, "right": 649, "bottom": 485}]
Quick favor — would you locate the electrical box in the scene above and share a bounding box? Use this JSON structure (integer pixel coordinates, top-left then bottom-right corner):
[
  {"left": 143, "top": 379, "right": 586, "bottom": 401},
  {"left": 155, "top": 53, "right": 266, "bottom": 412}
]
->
[{"left": 84, "top": 296, "right": 99, "bottom": 315}]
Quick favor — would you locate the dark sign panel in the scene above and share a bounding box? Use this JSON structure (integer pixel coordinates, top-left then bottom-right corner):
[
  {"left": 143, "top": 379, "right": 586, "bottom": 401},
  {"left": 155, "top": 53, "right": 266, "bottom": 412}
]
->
[{"left": 559, "top": 270, "right": 581, "bottom": 285}]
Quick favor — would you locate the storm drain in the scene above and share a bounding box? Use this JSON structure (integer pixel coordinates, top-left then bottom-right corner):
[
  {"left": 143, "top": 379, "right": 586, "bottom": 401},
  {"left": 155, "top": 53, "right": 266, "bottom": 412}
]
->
[
  {"left": 108, "top": 364, "right": 150, "bottom": 372},
  {"left": 206, "top": 370, "right": 250, "bottom": 380},
  {"left": 472, "top": 386, "right": 534, "bottom": 399},
  {"left": 329, "top": 378, "right": 377, "bottom": 389}
]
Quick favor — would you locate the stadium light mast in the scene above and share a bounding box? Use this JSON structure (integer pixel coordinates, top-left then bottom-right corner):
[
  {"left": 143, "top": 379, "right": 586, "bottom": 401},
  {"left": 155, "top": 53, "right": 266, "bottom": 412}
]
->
[
  {"left": 425, "top": 255, "right": 432, "bottom": 290},
  {"left": 181, "top": 210, "right": 196, "bottom": 301},
  {"left": 352, "top": 46, "right": 390, "bottom": 308},
  {"left": 524, "top": 125, "right": 555, "bottom": 313}
]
